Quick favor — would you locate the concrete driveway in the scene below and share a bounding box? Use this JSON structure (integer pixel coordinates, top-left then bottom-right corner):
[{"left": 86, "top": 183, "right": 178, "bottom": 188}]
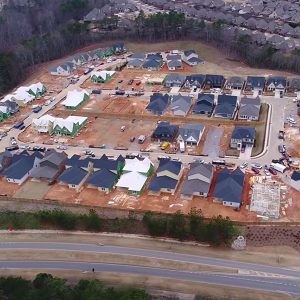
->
[{"left": 202, "top": 128, "right": 223, "bottom": 157}]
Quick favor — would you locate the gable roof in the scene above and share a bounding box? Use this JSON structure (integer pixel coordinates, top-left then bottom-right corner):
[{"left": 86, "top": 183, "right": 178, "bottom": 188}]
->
[
  {"left": 123, "top": 157, "right": 153, "bottom": 174},
  {"left": 231, "top": 126, "right": 256, "bottom": 140},
  {"left": 116, "top": 171, "right": 147, "bottom": 191},
  {"left": 239, "top": 96, "right": 261, "bottom": 118},
  {"left": 215, "top": 95, "right": 237, "bottom": 117},
  {"left": 93, "top": 154, "right": 124, "bottom": 170},
  {"left": 62, "top": 89, "right": 89, "bottom": 107},
  {"left": 84, "top": 8, "right": 106, "bottom": 22},
  {"left": 181, "top": 162, "right": 213, "bottom": 196},
  {"left": 246, "top": 76, "right": 265, "bottom": 89},
  {"left": 167, "top": 60, "right": 182, "bottom": 68},
  {"left": 3, "top": 155, "right": 38, "bottom": 180},
  {"left": 58, "top": 166, "right": 87, "bottom": 185},
  {"left": 226, "top": 76, "right": 245, "bottom": 88},
  {"left": 170, "top": 95, "right": 192, "bottom": 114},
  {"left": 266, "top": 76, "right": 287, "bottom": 88},
  {"left": 184, "top": 50, "right": 196, "bottom": 57},
  {"left": 205, "top": 75, "right": 225, "bottom": 87},
  {"left": 178, "top": 123, "right": 205, "bottom": 143},
  {"left": 213, "top": 168, "right": 245, "bottom": 203},
  {"left": 127, "top": 59, "right": 144, "bottom": 68},
  {"left": 152, "top": 122, "right": 179, "bottom": 140},
  {"left": 146, "top": 93, "right": 169, "bottom": 114},
  {"left": 288, "top": 77, "right": 300, "bottom": 90},
  {"left": 156, "top": 158, "right": 182, "bottom": 176},
  {"left": 86, "top": 169, "right": 118, "bottom": 188},
  {"left": 142, "top": 58, "right": 161, "bottom": 69},
  {"left": 164, "top": 73, "right": 186, "bottom": 84},
  {"left": 291, "top": 171, "right": 300, "bottom": 181},
  {"left": 185, "top": 74, "right": 206, "bottom": 86},
  {"left": 130, "top": 53, "right": 146, "bottom": 59}
]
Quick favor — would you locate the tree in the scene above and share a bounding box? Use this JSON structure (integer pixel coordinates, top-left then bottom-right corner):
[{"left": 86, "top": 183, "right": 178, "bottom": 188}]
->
[
  {"left": 80, "top": 209, "right": 102, "bottom": 231},
  {"left": 143, "top": 212, "right": 168, "bottom": 236},
  {"left": 188, "top": 208, "right": 206, "bottom": 241},
  {"left": 168, "top": 210, "right": 187, "bottom": 240}
]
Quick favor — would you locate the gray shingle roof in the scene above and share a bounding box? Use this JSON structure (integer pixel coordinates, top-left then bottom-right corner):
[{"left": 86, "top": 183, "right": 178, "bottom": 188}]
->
[
  {"left": 86, "top": 169, "right": 118, "bottom": 188},
  {"left": 239, "top": 96, "right": 261, "bottom": 119},
  {"left": 178, "top": 123, "right": 205, "bottom": 143},
  {"left": 170, "top": 95, "right": 192, "bottom": 114},
  {"left": 58, "top": 166, "right": 87, "bottom": 185},
  {"left": 231, "top": 126, "right": 256, "bottom": 140}
]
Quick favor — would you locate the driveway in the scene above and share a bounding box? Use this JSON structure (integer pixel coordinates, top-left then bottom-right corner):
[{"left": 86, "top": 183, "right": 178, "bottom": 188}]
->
[
  {"left": 202, "top": 128, "right": 223, "bottom": 157},
  {"left": 239, "top": 145, "right": 252, "bottom": 160}
]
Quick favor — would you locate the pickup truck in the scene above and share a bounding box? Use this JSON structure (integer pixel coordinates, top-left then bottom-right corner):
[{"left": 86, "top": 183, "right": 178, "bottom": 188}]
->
[{"left": 33, "top": 106, "right": 42, "bottom": 113}]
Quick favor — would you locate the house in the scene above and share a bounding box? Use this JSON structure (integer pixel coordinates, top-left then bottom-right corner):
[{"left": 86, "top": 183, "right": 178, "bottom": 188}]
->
[
  {"left": 230, "top": 126, "right": 256, "bottom": 149},
  {"left": 148, "top": 159, "right": 183, "bottom": 195},
  {"left": 61, "top": 89, "right": 90, "bottom": 110},
  {"left": 290, "top": 171, "right": 300, "bottom": 191},
  {"left": 91, "top": 71, "right": 116, "bottom": 83},
  {"left": 92, "top": 154, "right": 125, "bottom": 174},
  {"left": 177, "top": 123, "right": 205, "bottom": 146},
  {"left": 50, "top": 63, "right": 75, "bottom": 76},
  {"left": 112, "top": 43, "right": 127, "bottom": 54},
  {"left": 213, "top": 168, "right": 245, "bottom": 208},
  {"left": 169, "top": 94, "right": 192, "bottom": 116},
  {"left": 57, "top": 166, "right": 88, "bottom": 190},
  {"left": 164, "top": 74, "right": 186, "bottom": 88},
  {"left": 70, "top": 55, "right": 85, "bottom": 66},
  {"left": 142, "top": 59, "right": 162, "bottom": 70},
  {"left": 116, "top": 157, "right": 154, "bottom": 195},
  {"left": 146, "top": 93, "right": 170, "bottom": 115},
  {"left": 182, "top": 50, "right": 203, "bottom": 66},
  {"left": 86, "top": 169, "right": 119, "bottom": 192},
  {"left": 0, "top": 100, "right": 19, "bottom": 119},
  {"left": 214, "top": 95, "right": 238, "bottom": 119},
  {"left": 245, "top": 76, "right": 265, "bottom": 93},
  {"left": 30, "top": 150, "right": 67, "bottom": 183},
  {"left": 287, "top": 77, "right": 300, "bottom": 93},
  {"left": 184, "top": 74, "right": 206, "bottom": 89},
  {"left": 129, "top": 53, "right": 146, "bottom": 60},
  {"left": 146, "top": 53, "right": 163, "bottom": 62},
  {"left": 266, "top": 76, "right": 287, "bottom": 93},
  {"left": 151, "top": 122, "right": 179, "bottom": 142},
  {"left": 225, "top": 76, "right": 245, "bottom": 90},
  {"left": 127, "top": 59, "right": 144, "bottom": 69},
  {"left": 0, "top": 151, "right": 12, "bottom": 172},
  {"left": 203, "top": 75, "right": 225, "bottom": 89},
  {"left": 83, "top": 8, "right": 106, "bottom": 22},
  {"left": 180, "top": 162, "right": 213, "bottom": 199},
  {"left": 32, "top": 115, "right": 88, "bottom": 136},
  {"left": 192, "top": 94, "right": 214, "bottom": 115},
  {"left": 167, "top": 59, "right": 183, "bottom": 71},
  {"left": 3, "top": 153, "right": 41, "bottom": 185},
  {"left": 4, "top": 82, "right": 46, "bottom": 106},
  {"left": 238, "top": 96, "right": 261, "bottom": 121}
]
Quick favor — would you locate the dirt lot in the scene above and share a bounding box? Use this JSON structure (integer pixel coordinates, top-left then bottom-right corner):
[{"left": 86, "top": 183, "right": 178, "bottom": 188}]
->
[
  {"left": 0, "top": 178, "right": 20, "bottom": 197},
  {"left": 127, "top": 41, "right": 296, "bottom": 77},
  {"left": 14, "top": 181, "right": 50, "bottom": 200}
]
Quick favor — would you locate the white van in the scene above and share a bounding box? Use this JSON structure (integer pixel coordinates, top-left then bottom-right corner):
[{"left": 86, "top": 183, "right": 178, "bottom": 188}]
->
[{"left": 270, "top": 163, "right": 286, "bottom": 173}]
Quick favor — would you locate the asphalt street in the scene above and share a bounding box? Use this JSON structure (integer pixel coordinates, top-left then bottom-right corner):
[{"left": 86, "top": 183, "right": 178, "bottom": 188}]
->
[
  {"left": 0, "top": 260, "right": 299, "bottom": 296},
  {"left": 0, "top": 242, "right": 299, "bottom": 278}
]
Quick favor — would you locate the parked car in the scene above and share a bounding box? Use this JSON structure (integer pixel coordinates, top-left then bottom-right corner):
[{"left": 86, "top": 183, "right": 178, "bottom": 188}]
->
[
  {"left": 241, "top": 144, "right": 246, "bottom": 153},
  {"left": 138, "top": 135, "right": 146, "bottom": 144},
  {"left": 121, "top": 126, "right": 126, "bottom": 132},
  {"left": 251, "top": 167, "right": 260, "bottom": 174},
  {"left": 32, "top": 146, "right": 46, "bottom": 152},
  {"left": 5, "top": 145, "right": 19, "bottom": 151},
  {"left": 19, "top": 125, "right": 25, "bottom": 130},
  {"left": 118, "top": 80, "right": 123, "bottom": 84},
  {"left": 130, "top": 136, "right": 135, "bottom": 142},
  {"left": 92, "top": 89, "right": 101, "bottom": 94},
  {"left": 13, "top": 121, "right": 24, "bottom": 129},
  {"left": 240, "top": 162, "right": 248, "bottom": 169},
  {"left": 10, "top": 137, "right": 17, "bottom": 145},
  {"left": 33, "top": 106, "right": 42, "bottom": 113},
  {"left": 278, "top": 130, "right": 284, "bottom": 139},
  {"left": 135, "top": 80, "right": 141, "bottom": 86},
  {"left": 251, "top": 163, "right": 262, "bottom": 169},
  {"left": 128, "top": 79, "right": 134, "bottom": 85},
  {"left": 278, "top": 145, "right": 286, "bottom": 153},
  {"left": 161, "top": 142, "right": 170, "bottom": 150},
  {"left": 264, "top": 169, "right": 271, "bottom": 176},
  {"left": 100, "top": 144, "right": 106, "bottom": 149},
  {"left": 268, "top": 167, "right": 278, "bottom": 175}
]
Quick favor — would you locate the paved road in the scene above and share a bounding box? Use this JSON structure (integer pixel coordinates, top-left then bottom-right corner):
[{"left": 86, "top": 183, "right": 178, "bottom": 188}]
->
[
  {"left": 0, "top": 260, "right": 299, "bottom": 295},
  {"left": 0, "top": 242, "right": 300, "bottom": 278}
]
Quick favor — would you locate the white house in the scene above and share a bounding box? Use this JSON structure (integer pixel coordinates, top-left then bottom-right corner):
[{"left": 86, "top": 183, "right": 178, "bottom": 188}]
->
[{"left": 61, "top": 89, "right": 90, "bottom": 110}]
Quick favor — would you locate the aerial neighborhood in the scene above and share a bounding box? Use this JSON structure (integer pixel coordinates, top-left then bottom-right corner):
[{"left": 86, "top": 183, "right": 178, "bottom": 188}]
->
[{"left": 0, "top": 42, "right": 298, "bottom": 224}]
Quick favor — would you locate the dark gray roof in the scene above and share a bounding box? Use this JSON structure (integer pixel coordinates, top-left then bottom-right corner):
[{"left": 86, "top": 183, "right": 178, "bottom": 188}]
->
[
  {"left": 178, "top": 123, "right": 205, "bottom": 143},
  {"left": 215, "top": 95, "right": 237, "bottom": 117},
  {"left": 185, "top": 75, "right": 206, "bottom": 87},
  {"left": 291, "top": 171, "right": 300, "bottom": 181},
  {"left": 142, "top": 59, "right": 161, "bottom": 69},
  {"left": 146, "top": 53, "right": 163, "bottom": 61},
  {"left": 188, "top": 57, "right": 203, "bottom": 64},
  {"left": 3, "top": 155, "right": 37, "bottom": 180},
  {"left": 231, "top": 126, "right": 256, "bottom": 140},
  {"left": 146, "top": 93, "right": 170, "bottom": 114},
  {"left": 213, "top": 168, "right": 245, "bottom": 204},
  {"left": 93, "top": 154, "right": 124, "bottom": 170},
  {"left": 266, "top": 76, "right": 287, "bottom": 87},
  {"left": 84, "top": 8, "right": 106, "bottom": 22},
  {"left": 156, "top": 158, "right": 182, "bottom": 176},
  {"left": 193, "top": 94, "right": 214, "bottom": 114},
  {"left": 184, "top": 50, "right": 196, "bottom": 57},
  {"left": 239, "top": 96, "right": 261, "bottom": 118},
  {"left": 86, "top": 169, "right": 118, "bottom": 188},
  {"left": 166, "top": 54, "right": 181, "bottom": 60},
  {"left": 205, "top": 75, "right": 225, "bottom": 88},
  {"left": 130, "top": 53, "right": 146, "bottom": 59},
  {"left": 181, "top": 163, "right": 213, "bottom": 196},
  {"left": 246, "top": 76, "right": 265, "bottom": 89},
  {"left": 226, "top": 76, "right": 245, "bottom": 88},
  {"left": 58, "top": 166, "right": 87, "bottom": 185},
  {"left": 167, "top": 60, "right": 182, "bottom": 68},
  {"left": 151, "top": 122, "right": 179, "bottom": 141},
  {"left": 289, "top": 77, "right": 300, "bottom": 90},
  {"left": 164, "top": 74, "right": 186, "bottom": 84},
  {"left": 170, "top": 95, "right": 192, "bottom": 114},
  {"left": 127, "top": 59, "right": 144, "bottom": 68}
]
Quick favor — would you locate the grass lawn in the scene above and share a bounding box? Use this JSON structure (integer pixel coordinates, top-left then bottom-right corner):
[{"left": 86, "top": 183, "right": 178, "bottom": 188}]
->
[{"left": 252, "top": 103, "right": 269, "bottom": 157}]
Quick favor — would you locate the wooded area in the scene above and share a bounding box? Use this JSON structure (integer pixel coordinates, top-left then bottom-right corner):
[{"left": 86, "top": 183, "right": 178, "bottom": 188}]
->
[{"left": 1, "top": 1, "right": 299, "bottom": 96}]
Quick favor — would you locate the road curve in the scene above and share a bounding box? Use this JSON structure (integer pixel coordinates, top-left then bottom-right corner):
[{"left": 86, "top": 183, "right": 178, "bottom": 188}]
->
[
  {"left": 0, "top": 242, "right": 300, "bottom": 278},
  {"left": 0, "top": 260, "right": 300, "bottom": 296}
]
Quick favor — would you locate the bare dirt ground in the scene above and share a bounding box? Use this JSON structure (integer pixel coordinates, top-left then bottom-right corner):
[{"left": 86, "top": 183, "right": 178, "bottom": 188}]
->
[
  {"left": 127, "top": 41, "right": 296, "bottom": 77},
  {"left": 0, "top": 178, "right": 20, "bottom": 197}
]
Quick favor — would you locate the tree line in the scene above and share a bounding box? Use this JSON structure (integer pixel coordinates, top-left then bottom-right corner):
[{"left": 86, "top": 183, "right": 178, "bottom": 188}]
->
[
  {"left": 0, "top": 273, "right": 150, "bottom": 300},
  {"left": 0, "top": 209, "right": 239, "bottom": 246},
  {"left": 2, "top": 6, "right": 299, "bottom": 96}
]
